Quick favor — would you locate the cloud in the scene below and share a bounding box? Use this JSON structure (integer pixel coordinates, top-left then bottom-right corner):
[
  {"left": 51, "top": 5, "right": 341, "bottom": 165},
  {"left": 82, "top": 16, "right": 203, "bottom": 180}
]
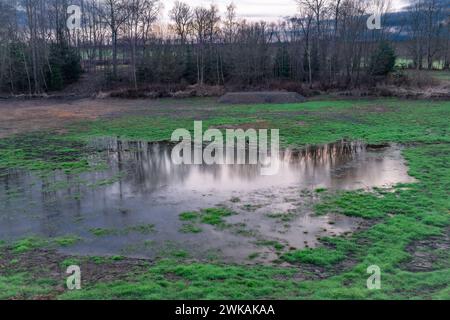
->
[{"left": 161, "top": 0, "right": 409, "bottom": 21}]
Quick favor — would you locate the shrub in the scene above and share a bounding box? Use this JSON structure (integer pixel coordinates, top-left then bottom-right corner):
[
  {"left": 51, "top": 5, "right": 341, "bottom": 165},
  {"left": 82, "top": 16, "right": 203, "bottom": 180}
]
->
[
  {"left": 47, "top": 43, "right": 82, "bottom": 90},
  {"left": 369, "top": 42, "right": 396, "bottom": 77}
]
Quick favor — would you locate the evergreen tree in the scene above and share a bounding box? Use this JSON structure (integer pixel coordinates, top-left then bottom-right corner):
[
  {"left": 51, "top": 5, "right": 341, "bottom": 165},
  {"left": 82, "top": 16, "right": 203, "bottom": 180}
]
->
[
  {"left": 47, "top": 43, "right": 82, "bottom": 91},
  {"left": 369, "top": 42, "right": 396, "bottom": 76},
  {"left": 274, "top": 45, "right": 291, "bottom": 79}
]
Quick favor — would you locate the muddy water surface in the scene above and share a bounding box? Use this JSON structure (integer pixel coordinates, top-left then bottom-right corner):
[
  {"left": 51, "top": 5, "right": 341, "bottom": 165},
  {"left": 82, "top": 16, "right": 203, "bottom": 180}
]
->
[{"left": 0, "top": 140, "right": 415, "bottom": 263}]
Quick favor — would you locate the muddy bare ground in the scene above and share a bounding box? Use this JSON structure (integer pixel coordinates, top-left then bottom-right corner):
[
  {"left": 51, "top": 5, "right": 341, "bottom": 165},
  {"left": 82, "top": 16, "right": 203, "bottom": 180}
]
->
[
  {"left": 0, "top": 97, "right": 222, "bottom": 138},
  {"left": 0, "top": 247, "right": 151, "bottom": 299},
  {"left": 218, "top": 92, "right": 306, "bottom": 104},
  {"left": 0, "top": 241, "right": 367, "bottom": 299},
  {"left": 401, "top": 227, "right": 450, "bottom": 272}
]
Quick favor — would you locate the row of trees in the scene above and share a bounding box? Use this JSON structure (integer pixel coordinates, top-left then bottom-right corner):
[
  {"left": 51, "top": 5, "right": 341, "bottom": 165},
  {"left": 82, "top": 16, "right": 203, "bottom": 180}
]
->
[
  {"left": 407, "top": 0, "right": 450, "bottom": 70},
  {"left": 0, "top": 0, "right": 83, "bottom": 94},
  {"left": 0, "top": 0, "right": 449, "bottom": 94}
]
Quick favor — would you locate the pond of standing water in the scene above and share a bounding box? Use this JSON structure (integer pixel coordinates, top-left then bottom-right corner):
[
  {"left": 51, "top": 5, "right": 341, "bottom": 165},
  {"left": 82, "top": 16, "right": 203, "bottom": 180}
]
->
[{"left": 0, "top": 139, "right": 415, "bottom": 264}]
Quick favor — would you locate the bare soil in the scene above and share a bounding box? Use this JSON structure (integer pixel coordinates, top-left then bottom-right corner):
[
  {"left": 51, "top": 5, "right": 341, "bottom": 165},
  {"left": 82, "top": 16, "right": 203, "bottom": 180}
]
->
[
  {"left": 0, "top": 97, "right": 221, "bottom": 138},
  {"left": 0, "top": 247, "right": 150, "bottom": 299},
  {"left": 218, "top": 91, "right": 306, "bottom": 104},
  {"left": 401, "top": 228, "right": 450, "bottom": 272},
  {"left": 0, "top": 99, "right": 127, "bottom": 138}
]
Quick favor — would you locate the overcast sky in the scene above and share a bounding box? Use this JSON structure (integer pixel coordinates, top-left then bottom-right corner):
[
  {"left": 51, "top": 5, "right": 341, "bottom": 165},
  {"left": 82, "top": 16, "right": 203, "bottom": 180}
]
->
[{"left": 160, "top": 0, "right": 411, "bottom": 22}]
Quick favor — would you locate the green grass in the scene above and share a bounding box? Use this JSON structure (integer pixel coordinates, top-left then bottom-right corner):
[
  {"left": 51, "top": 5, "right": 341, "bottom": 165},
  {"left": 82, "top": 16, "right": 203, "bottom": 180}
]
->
[
  {"left": 8, "top": 236, "right": 81, "bottom": 254},
  {"left": 61, "top": 258, "right": 82, "bottom": 268},
  {"left": 0, "top": 273, "right": 55, "bottom": 299},
  {"left": 179, "top": 207, "right": 235, "bottom": 227},
  {"left": 396, "top": 58, "right": 447, "bottom": 70},
  {"left": 282, "top": 248, "right": 345, "bottom": 266},
  {"left": 54, "top": 236, "right": 81, "bottom": 247},
  {"left": 200, "top": 208, "right": 235, "bottom": 226},
  {"left": 88, "top": 255, "right": 125, "bottom": 265},
  {"left": 179, "top": 211, "right": 201, "bottom": 222},
  {"left": 0, "top": 132, "right": 90, "bottom": 173},
  {"left": 89, "top": 228, "right": 116, "bottom": 237},
  {"left": 11, "top": 237, "right": 48, "bottom": 253},
  {"left": 0, "top": 97, "right": 449, "bottom": 299},
  {"left": 179, "top": 224, "right": 203, "bottom": 234}
]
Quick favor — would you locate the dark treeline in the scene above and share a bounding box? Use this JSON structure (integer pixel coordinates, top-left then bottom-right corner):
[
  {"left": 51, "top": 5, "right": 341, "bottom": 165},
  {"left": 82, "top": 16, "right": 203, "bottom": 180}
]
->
[{"left": 0, "top": 0, "right": 449, "bottom": 94}]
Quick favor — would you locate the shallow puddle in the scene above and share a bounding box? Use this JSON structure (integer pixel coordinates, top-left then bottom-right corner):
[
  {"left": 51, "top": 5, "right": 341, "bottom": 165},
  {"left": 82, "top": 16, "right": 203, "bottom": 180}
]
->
[{"left": 0, "top": 139, "right": 415, "bottom": 263}]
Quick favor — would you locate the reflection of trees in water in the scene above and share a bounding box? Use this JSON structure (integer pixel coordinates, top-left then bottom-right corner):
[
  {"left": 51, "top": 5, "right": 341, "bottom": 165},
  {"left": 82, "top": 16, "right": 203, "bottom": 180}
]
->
[
  {"left": 0, "top": 169, "right": 83, "bottom": 237},
  {"left": 107, "top": 141, "right": 196, "bottom": 194},
  {"left": 0, "top": 139, "right": 412, "bottom": 240},
  {"left": 0, "top": 139, "right": 368, "bottom": 202},
  {"left": 98, "top": 139, "right": 367, "bottom": 194},
  {"left": 282, "top": 140, "right": 364, "bottom": 177},
  {"left": 1, "top": 137, "right": 371, "bottom": 201},
  {"left": 0, "top": 169, "right": 29, "bottom": 213},
  {"left": 286, "top": 140, "right": 364, "bottom": 166}
]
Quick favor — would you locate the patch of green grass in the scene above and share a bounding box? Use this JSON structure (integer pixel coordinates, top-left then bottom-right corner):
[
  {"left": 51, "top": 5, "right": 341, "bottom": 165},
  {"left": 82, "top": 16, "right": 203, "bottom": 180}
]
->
[
  {"left": 0, "top": 273, "right": 54, "bottom": 299},
  {"left": 200, "top": 208, "right": 235, "bottom": 226},
  {"left": 282, "top": 248, "right": 345, "bottom": 266},
  {"left": 170, "top": 250, "right": 189, "bottom": 259},
  {"left": 315, "top": 191, "right": 390, "bottom": 219},
  {"left": 59, "top": 259, "right": 300, "bottom": 300},
  {"left": 7, "top": 236, "right": 82, "bottom": 254},
  {"left": 12, "top": 237, "right": 48, "bottom": 254},
  {"left": 179, "top": 211, "right": 200, "bottom": 222},
  {"left": 89, "top": 228, "right": 117, "bottom": 237},
  {"left": 179, "top": 224, "right": 203, "bottom": 234},
  {"left": 54, "top": 236, "right": 81, "bottom": 247},
  {"left": 90, "top": 256, "right": 122, "bottom": 265},
  {"left": 61, "top": 258, "right": 82, "bottom": 268},
  {"left": 178, "top": 207, "right": 235, "bottom": 228},
  {"left": 0, "top": 132, "right": 90, "bottom": 173},
  {"left": 90, "top": 256, "right": 105, "bottom": 264}
]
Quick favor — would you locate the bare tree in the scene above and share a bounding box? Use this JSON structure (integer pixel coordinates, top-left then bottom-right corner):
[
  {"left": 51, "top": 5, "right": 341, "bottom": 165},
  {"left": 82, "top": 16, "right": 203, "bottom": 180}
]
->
[
  {"left": 121, "top": 0, "right": 160, "bottom": 89},
  {"left": 99, "top": 0, "right": 129, "bottom": 78},
  {"left": 169, "top": 1, "right": 193, "bottom": 44},
  {"left": 224, "top": 3, "right": 238, "bottom": 44},
  {"left": 0, "top": 0, "right": 445, "bottom": 95}
]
